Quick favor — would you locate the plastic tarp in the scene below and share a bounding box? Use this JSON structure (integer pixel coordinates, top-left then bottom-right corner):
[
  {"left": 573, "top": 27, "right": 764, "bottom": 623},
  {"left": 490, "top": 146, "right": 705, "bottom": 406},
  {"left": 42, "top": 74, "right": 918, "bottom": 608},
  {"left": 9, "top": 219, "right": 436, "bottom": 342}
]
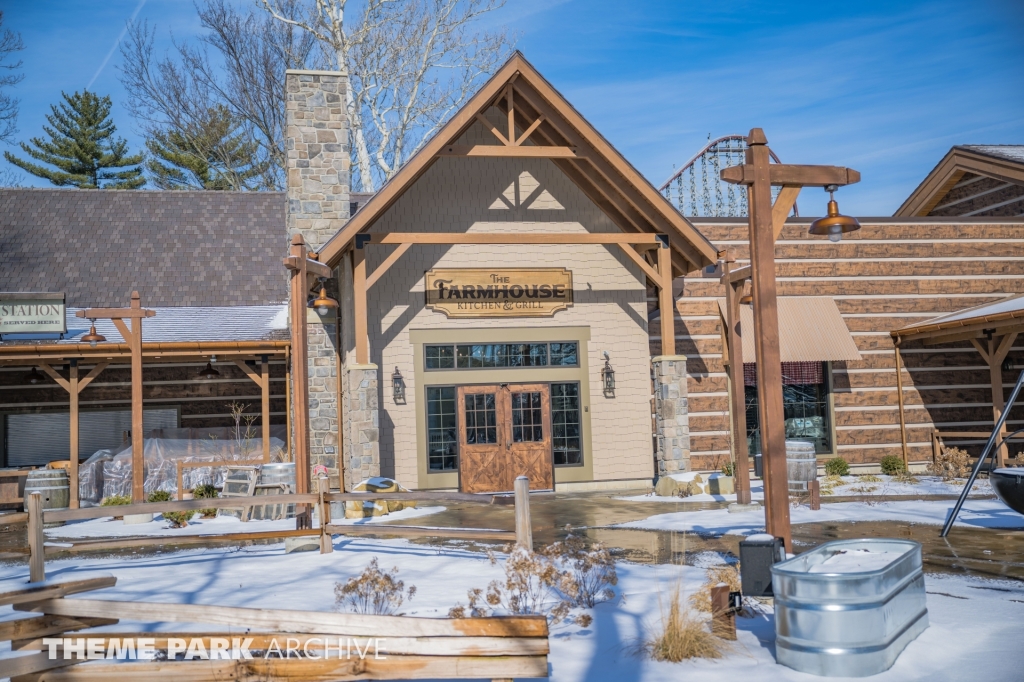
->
[{"left": 79, "top": 426, "right": 288, "bottom": 504}]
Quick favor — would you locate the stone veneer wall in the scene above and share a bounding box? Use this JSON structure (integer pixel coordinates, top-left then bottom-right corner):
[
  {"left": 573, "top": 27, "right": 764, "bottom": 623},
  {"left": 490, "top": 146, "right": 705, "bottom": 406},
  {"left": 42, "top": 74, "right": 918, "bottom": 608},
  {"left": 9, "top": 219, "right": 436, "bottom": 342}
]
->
[
  {"left": 652, "top": 355, "right": 690, "bottom": 475},
  {"left": 285, "top": 69, "right": 350, "bottom": 486}
]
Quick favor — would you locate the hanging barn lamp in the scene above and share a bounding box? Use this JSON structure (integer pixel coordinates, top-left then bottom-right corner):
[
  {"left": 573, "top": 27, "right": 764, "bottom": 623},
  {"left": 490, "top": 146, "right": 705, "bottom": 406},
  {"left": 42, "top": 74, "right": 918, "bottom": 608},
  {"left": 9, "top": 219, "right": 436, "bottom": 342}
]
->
[
  {"left": 22, "top": 367, "right": 45, "bottom": 385},
  {"left": 310, "top": 280, "right": 339, "bottom": 317},
  {"left": 809, "top": 184, "right": 861, "bottom": 243},
  {"left": 198, "top": 359, "right": 220, "bottom": 380},
  {"left": 81, "top": 319, "right": 106, "bottom": 347}
]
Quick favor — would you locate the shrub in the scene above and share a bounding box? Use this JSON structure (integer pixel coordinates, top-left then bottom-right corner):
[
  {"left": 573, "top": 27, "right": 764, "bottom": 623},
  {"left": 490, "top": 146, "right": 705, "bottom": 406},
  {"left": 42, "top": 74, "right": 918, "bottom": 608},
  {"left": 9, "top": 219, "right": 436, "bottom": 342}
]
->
[
  {"left": 720, "top": 461, "right": 734, "bottom": 477},
  {"left": 644, "top": 584, "right": 724, "bottom": 662},
  {"left": 148, "top": 489, "right": 193, "bottom": 528},
  {"left": 542, "top": 528, "right": 618, "bottom": 608},
  {"left": 688, "top": 565, "right": 741, "bottom": 613},
  {"left": 100, "top": 494, "right": 131, "bottom": 507},
  {"left": 880, "top": 455, "right": 905, "bottom": 475},
  {"left": 824, "top": 457, "right": 849, "bottom": 477},
  {"left": 335, "top": 557, "right": 416, "bottom": 615},
  {"left": 192, "top": 483, "right": 218, "bottom": 518},
  {"left": 929, "top": 447, "right": 971, "bottom": 480}
]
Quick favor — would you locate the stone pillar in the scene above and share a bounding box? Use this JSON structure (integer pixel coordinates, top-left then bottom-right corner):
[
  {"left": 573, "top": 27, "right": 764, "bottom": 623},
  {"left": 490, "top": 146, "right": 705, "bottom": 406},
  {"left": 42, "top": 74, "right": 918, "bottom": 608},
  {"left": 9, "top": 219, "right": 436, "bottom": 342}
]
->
[
  {"left": 652, "top": 355, "right": 691, "bottom": 476},
  {"left": 285, "top": 69, "right": 350, "bottom": 486},
  {"left": 344, "top": 364, "right": 380, "bottom": 490}
]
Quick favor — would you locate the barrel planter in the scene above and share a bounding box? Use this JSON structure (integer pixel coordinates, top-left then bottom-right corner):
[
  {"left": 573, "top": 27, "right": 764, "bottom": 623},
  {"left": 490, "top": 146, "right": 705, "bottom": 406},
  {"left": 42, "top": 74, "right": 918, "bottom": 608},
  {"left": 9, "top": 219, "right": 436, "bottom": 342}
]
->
[
  {"left": 23, "top": 469, "right": 70, "bottom": 528},
  {"left": 786, "top": 439, "right": 817, "bottom": 495},
  {"left": 990, "top": 468, "right": 1024, "bottom": 515},
  {"left": 772, "top": 539, "right": 928, "bottom": 677}
]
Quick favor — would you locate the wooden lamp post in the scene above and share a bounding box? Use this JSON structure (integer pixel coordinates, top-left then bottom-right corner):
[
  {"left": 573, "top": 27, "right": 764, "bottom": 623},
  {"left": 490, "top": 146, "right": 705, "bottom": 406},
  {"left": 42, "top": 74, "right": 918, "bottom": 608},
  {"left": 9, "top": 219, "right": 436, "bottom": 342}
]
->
[
  {"left": 721, "top": 129, "right": 860, "bottom": 549},
  {"left": 76, "top": 292, "right": 155, "bottom": 503}
]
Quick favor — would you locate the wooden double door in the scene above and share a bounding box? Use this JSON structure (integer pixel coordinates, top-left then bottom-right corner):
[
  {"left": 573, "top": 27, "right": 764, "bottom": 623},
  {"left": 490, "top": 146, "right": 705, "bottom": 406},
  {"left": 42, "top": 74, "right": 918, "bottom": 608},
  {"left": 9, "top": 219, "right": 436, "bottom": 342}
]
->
[{"left": 457, "top": 383, "right": 554, "bottom": 494}]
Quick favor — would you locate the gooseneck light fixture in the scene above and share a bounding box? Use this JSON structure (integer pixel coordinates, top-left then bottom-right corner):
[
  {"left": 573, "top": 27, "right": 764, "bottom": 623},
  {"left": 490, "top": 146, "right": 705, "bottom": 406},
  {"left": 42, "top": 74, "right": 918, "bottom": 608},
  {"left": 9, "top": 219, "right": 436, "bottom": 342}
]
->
[
  {"left": 809, "top": 184, "right": 861, "bottom": 243},
  {"left": 80, "top": 319, "right": 106, "bottom": 347},
  {"left": 310, "top": 280, "right": 339, "bottom": 317}
]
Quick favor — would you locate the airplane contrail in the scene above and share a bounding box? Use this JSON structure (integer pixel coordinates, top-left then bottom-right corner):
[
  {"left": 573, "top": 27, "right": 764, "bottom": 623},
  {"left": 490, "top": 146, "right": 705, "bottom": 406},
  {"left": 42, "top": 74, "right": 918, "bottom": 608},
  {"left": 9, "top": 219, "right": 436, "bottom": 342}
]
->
[{"left": 86, "top": 0, "right": 148, "bottom": 91}]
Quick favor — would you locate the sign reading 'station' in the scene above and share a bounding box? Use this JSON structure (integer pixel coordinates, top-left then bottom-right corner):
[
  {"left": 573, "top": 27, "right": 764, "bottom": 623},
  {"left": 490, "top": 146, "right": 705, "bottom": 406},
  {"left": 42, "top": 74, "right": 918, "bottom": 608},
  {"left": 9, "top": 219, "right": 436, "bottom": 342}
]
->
[
  {"left": 0, "top": 293, "right": 67, "bottom": 334},
  {"left": 424, "top": 269, "right": 573, "bottom": 318}
]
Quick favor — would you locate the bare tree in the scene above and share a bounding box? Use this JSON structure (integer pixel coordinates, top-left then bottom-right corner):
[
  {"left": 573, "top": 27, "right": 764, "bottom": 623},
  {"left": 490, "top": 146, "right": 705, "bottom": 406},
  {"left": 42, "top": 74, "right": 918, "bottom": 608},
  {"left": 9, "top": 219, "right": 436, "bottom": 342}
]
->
[
  {"left": 258, "top": 0, "right": 514, "bottom": 191},
  {"left": 0, "top": 10, "right": 25, "bottom": 145},
  {"left": 120, "top": 0, "right": 320, "bottom": 190}
]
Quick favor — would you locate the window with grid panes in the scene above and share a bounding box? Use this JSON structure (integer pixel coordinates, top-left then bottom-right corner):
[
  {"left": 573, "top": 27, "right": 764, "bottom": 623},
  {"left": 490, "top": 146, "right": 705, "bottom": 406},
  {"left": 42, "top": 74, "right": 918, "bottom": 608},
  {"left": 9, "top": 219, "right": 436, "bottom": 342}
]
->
[
  {"left": 426, "top": 387, "right": 458, "bottom": 470},
  {"left": 551, "top": 383, "right": 582, "bottom": 465}
]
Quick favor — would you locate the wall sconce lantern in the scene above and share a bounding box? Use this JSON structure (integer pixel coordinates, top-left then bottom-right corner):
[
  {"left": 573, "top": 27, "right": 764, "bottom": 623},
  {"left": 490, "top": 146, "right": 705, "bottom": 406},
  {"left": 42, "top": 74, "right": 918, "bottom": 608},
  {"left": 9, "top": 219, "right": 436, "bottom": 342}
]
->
[
  {"left": 392, "top": 366, "right": 406, "bottom": 403},
  {"left": 81, "top": 319, "right": 106, "bottom": 347},
  {"left": 809, "top": 184, "right": 861, "bottom": 243},
  {"left": 310, "top": 280, "right": 339, "bottom": 317},
  {"left": 198, "top": 359, "right": 220, "bottom": 380},
  {"left": 601, "top": 352, "right": 615, "bottom": 397},
  {"left": 22, "top": 367, "right": 45, "bottom": 385}
]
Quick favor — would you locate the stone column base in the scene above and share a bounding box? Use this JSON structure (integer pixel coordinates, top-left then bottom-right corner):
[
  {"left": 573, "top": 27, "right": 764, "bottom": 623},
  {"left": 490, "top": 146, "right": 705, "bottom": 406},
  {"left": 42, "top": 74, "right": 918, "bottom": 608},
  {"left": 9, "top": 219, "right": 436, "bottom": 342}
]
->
[
  {"left": 652, "top": 355, "right": 690, "bottom": 475},
  {"left": 343, "top": 363, "right": 380, "bottom": 491}
]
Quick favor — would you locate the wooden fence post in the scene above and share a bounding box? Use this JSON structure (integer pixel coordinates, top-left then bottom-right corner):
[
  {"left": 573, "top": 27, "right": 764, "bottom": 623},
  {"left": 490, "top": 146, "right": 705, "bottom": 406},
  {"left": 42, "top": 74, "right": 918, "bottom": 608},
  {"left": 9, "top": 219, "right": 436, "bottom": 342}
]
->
[
  {"left": 27, "top": 492, "right": 45, "bottom": 583},
  {"left": 513, "top": 476, "right": 532, "bottom": 551},
  {"left": 318, "top": 475, "right": 333, "bottom": 554},
  {"left": 710, "top": 584, "right": 736, "bottom": 640},
  {"left": 809, "top": 479, "right": 820, "bottom": 511}
]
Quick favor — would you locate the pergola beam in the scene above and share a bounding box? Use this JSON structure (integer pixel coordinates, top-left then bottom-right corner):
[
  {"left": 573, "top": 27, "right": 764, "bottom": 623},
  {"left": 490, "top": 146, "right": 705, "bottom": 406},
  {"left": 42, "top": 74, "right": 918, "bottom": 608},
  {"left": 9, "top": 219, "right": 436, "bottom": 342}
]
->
[{"left": 436, "top": 145, "right": 582, "bottom": 158}]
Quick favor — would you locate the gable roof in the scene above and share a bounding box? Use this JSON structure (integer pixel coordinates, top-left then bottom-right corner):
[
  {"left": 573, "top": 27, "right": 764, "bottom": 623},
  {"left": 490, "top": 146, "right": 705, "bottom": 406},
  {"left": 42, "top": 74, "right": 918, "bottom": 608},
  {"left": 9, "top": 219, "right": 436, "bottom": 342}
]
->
[
  {"left": 316, "top": 52, "right": 718, "bottom": 274},
  {"left": 0, "top": 188, "right": 288, "bottom": 308},
  {"left": 895, "top": 145, "right": 1024, "bottom": 218}
]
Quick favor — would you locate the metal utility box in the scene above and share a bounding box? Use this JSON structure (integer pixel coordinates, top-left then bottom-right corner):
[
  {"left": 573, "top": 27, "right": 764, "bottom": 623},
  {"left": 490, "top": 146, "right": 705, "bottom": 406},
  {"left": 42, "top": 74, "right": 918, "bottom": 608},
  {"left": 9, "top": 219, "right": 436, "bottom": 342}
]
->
[{"left": 739, "top": 534, "right": 785, "bottom": 596}]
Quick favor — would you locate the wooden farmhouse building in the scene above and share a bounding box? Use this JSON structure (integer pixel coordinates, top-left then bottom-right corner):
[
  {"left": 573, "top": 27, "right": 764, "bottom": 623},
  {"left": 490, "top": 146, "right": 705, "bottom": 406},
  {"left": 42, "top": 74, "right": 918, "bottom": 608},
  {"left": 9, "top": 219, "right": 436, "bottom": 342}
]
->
[{"left": 1, "top": 53, "right": 1021, "bottom": 504}]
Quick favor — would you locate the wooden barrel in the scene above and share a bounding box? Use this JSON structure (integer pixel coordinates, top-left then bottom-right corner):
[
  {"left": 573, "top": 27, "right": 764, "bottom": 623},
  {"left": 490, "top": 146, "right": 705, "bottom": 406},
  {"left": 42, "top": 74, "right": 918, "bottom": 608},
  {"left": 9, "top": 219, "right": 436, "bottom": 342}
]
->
[
  {"left": 786, "top": 440, "right": 818, "bottom": 495},
  {"left": 23, "top": 468, "right": 69, "bottom": 527}
]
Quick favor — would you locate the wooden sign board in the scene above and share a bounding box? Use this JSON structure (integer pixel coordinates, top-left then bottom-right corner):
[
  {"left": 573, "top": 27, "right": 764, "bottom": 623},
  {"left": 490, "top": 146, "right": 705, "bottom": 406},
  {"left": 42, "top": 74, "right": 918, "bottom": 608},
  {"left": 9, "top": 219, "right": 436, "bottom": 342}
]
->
[
  {"left": 425, "top": 268, "right": 573, "bottom": 318},
  {"left": 0, "top": 293, "right": 66, "bottom": 334}
]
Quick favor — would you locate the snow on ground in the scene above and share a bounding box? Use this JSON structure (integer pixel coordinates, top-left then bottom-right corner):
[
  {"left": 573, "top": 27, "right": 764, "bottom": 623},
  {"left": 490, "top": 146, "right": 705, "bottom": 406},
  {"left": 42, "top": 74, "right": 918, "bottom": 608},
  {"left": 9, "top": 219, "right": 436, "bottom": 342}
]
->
[
  {"left": 45, "top": 506, "right": 446, "bottom": 540},
  {"left": 615, "top": 499, "right": 1024, "bottom": 536},
  {"left": 618, "top": 475, "right": 991, "bottom": 504},
  {"left": 0, "top": 537, "right": 1021, "bottom": 681}
]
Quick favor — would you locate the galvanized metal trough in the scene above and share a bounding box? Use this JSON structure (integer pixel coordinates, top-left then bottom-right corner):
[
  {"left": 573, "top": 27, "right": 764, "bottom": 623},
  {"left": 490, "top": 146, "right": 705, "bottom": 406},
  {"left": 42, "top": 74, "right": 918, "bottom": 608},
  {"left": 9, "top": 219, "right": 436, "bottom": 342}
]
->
[{"left": 771, "top": 539, "right": 928, "bottom": 677}]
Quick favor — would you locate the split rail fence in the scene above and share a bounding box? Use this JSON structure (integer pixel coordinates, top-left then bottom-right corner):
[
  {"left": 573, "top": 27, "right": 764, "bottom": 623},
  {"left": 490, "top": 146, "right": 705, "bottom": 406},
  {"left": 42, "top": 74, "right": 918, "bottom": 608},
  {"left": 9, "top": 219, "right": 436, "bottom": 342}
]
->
[
  {"left": 0, "top": 574, "right": 549, "bottom": 681},
  {"left": 18, "top": 476, "right": 536, "bottom": 583}
]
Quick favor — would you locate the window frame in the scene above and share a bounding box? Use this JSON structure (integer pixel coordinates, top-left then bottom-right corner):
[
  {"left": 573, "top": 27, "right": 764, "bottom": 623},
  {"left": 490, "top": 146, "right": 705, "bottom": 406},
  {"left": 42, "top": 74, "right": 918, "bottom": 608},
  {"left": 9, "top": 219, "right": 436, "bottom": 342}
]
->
[{"left": 423, "top": 341, "right": 580, "bottom": 371}]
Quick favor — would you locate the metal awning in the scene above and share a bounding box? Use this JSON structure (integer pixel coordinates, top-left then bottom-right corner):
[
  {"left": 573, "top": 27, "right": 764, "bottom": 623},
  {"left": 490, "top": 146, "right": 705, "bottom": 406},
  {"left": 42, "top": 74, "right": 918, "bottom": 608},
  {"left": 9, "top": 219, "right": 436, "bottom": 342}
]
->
[
  {"left": 718, "top": 296, "right": 861, "bottom": 363},
  {"left": 892, "top": 292, "right": 1024, "bottom": 343}
]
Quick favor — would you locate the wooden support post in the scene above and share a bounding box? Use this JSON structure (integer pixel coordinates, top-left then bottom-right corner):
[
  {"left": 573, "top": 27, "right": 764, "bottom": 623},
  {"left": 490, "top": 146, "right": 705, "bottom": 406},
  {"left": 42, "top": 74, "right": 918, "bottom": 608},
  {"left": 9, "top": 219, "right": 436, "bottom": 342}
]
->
[
  {"left": 746, "top": 130, "right": 791, "bottom": 549},
  {"left": 287, "top": 236, "right": 312, "bottom": 526},
  {"left": 809, "top": 479, "right": 820, "bottom": 511},
  {"left": 514, "top": 476, "right": 532, "bottom": 551},
  {"left": 261, "top": 356, "right": 271, "bottom": 462},
  {"left": 318, "top": 475, "right": 333, "bottom": 554},
  {"left": 68, "top": 361, "right": 79, "bottom": 509},
  {"left": 353, "top": 245, "right": 369, "bottom": 365},
  {"left": 129, "top": 299, "right": 144, "bottom": 504},
  {"left": 285, "top": 347, "right": 292, "bottom": 463},
  {"left": 988, "top": 335, "right": 1012, "bottom": 468},
  {"left": 894, "top": 340, "right": 910, "bottom": 468},
  {"left": 721, "top": 251, "right": 752, "bottom": 505},
  {"left": 932, "top": 430, "right": 940, "bottom": 465},
  {"left": 710, "top": 584, "right": 736, "bottom": 640},
  {"left": 27, "top": 492, "right": 44, "bottom": 583},
  {"left": 657, "top": 240, "right": 675, "bottom": 356}
]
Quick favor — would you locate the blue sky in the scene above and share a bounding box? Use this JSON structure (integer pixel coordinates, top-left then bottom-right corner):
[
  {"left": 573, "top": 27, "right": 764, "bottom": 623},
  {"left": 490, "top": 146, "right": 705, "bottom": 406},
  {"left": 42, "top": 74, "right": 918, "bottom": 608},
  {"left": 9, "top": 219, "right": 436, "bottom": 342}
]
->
[{"left": 1, "top": 0, "right": 1022, "bottom": 215}]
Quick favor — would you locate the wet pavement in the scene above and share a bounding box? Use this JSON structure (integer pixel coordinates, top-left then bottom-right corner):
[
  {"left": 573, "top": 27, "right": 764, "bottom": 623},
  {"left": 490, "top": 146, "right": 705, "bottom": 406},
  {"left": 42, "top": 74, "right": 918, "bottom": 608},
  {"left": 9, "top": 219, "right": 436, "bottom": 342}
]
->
[{"left": 2, "top": 490, "right": 1022, "bottom": 582}]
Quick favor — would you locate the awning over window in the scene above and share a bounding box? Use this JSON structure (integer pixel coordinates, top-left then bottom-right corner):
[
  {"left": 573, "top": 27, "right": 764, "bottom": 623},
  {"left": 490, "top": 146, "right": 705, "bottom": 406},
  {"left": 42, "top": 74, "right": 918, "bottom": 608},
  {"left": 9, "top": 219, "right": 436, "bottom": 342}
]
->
[{"left": 718, "top": 296, "right": 861, "bottom": 363}]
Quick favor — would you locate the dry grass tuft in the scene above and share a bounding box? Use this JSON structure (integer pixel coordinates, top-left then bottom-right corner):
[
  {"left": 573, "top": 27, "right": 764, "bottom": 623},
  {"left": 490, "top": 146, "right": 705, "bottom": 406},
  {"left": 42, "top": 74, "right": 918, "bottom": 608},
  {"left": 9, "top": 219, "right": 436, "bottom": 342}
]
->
[
  {"left": 688, "top": 565, "right": 741, "bottom": 613},
  {"left": 335, "top": 557, "right": 415, "bottom": 615},
  {"left": 645, "top": 584, "right": 724, "bottom": 662},
  {"left": 858, "top": 474, "right": 883, "bottom": 483},
  {"left": 929, "top": 447, "right": 971, "bottom": 480}
]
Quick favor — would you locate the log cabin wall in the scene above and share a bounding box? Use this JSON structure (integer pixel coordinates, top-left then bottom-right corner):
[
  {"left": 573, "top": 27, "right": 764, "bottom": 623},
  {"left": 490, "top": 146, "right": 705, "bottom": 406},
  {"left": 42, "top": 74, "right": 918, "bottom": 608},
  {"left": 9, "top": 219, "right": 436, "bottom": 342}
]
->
[
  {"left": 663, "top": 217, "right": 1024, "bottom": 471},
  {"left": 0, "top": 361, "right": 288, "bottom": 466}
]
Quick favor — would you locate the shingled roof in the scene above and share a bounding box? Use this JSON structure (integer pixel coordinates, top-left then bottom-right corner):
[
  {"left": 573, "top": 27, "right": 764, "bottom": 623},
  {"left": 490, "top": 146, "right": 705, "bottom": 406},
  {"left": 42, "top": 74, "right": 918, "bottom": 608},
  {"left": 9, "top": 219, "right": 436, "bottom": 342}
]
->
[{"left": 0, "top": 189, "right": 288, "bottom": 307}]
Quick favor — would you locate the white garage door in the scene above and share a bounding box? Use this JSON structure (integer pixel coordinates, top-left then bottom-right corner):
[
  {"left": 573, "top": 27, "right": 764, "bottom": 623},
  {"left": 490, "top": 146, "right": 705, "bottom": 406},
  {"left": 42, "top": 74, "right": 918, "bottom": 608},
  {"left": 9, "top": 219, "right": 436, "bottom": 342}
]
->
[{"left": 5, "top": 408, "right": 179, "bottom": 467}]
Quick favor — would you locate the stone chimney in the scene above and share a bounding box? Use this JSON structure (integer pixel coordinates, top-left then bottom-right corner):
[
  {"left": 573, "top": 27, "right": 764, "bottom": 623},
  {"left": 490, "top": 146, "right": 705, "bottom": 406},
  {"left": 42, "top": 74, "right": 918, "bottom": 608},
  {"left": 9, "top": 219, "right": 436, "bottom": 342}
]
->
[
  {"left": 285, "top": 70, "right": 350, "bottom": 249},
  {"left": 285, "top": 70, "right": 350, "bottom": 488}
]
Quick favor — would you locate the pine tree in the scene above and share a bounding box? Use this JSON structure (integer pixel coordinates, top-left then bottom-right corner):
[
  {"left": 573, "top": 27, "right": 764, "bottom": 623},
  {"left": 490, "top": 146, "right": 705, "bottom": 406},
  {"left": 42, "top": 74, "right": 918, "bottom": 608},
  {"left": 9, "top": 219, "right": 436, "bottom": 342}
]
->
[
  {"left": 145, "top": 106, "right": 269, "bottom": 191},
  {"left": 3, "top": 90, "right": 144, "bottom": 189}
]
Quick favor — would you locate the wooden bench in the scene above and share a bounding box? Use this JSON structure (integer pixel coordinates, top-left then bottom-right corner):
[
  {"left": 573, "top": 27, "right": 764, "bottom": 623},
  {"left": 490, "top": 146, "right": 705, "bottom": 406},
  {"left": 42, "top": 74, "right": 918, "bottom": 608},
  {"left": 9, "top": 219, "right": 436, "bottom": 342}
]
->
[{"left": 0, "top": 575, "right": 549, "bottom": 681}]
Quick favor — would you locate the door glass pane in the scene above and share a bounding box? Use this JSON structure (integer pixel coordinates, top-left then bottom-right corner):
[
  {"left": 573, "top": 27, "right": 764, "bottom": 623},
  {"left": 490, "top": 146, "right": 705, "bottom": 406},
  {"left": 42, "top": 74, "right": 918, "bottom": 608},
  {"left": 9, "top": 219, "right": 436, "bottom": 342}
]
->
[
  {"left": 745, "top": 361, "right": 832, "bottom": 455},
  {"left": 551, "top": 383, "right": 582, "bottom": 465},
  {"left": 465, "top": 393, "right": 498, "bottom": 444},
  {"left": 426, "top": 387, "right": 457, "bottom": 471},
  {"left": 511, "top": 391, "right": 543, "bottom": 442}
]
